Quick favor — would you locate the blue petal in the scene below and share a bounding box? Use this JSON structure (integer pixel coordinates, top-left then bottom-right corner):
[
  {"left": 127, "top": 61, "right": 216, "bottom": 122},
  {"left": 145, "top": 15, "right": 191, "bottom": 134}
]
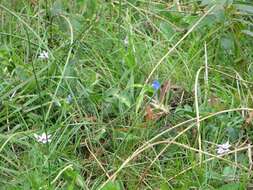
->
[{"left": 152, "top": 80, "right": 160, "bottom": 91}]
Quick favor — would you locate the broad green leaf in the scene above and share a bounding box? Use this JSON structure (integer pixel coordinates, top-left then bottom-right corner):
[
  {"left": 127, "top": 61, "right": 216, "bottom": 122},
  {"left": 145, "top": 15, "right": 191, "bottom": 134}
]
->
[
  {"left": 217, "top": 183, "right": 242, "bottom": 190},
  {"left": 160, "top": 22, "right": 175, "bottom": 40},
  {"left": 222, "top": 166, "right": 236, "bottom": 181}
]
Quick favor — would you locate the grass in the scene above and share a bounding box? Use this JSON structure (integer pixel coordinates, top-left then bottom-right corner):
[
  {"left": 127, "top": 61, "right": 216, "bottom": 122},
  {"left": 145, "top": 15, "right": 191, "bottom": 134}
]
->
[{"left": 1, "top": 0, "right": 253, "bottom": 189}]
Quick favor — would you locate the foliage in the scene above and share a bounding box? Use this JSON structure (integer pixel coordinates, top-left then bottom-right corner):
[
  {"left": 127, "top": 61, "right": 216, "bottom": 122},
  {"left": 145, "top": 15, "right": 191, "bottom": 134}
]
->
[{"left": 0, "top": 0, "right": 253, "bottom": 189}]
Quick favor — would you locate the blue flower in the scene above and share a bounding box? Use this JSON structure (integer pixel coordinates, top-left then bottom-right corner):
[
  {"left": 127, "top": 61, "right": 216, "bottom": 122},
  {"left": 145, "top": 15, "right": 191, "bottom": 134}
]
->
[{"left": 152, "top": 80, "right": 160, "bottom": 91}]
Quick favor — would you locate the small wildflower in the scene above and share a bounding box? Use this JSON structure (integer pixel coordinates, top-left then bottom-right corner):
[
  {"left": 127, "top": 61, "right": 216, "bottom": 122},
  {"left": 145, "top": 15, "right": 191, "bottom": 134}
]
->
[
  {"left": 217, "top": 141, "right": 231, "bottom": 150},
  {"left": 152, "top": 80, "right": 161, "bottom": 91},
  {"left": 38, "top": 51, "right": 49, "bottom": 59},
  {"left": 34, "top": 132, "right": 52, "bottom": 144},
  {"left": 124, "top": 36, "right": 129, "bottom": 47},
  {"left": 217, "top": 141, "right": 231, "bottom": 155},
  {"left": 66, "top": 94, "right": 72, "bottom": 104}
]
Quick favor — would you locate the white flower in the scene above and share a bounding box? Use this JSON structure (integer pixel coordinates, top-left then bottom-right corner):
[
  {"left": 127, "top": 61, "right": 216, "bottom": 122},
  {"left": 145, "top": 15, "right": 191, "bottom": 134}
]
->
[
  {"left": 38, "top": 51, "right": 49, "bottom": 59},
  {"left": 34, "top": 132, "right": 52, "bottom": 144},
  {"left": 217, "top": 141, "right": 231, "bottom": 155},
  {"left": 66, "top": 94, "right": 72, "bottom": 104},
  {"left": 124, "top": 36, "right": 129, "bottom": 46},
  {"left": 217, "top": 147, "right": 230, "bottom": 154},
  {"left": 217, "top": 141, "right": 231, "bottom": 149}
]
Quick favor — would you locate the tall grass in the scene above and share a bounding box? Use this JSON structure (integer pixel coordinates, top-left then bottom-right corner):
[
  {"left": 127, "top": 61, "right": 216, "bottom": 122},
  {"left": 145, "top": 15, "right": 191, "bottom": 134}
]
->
[{"left": 0, "top": 0, "right": 253, "bottom": 189}]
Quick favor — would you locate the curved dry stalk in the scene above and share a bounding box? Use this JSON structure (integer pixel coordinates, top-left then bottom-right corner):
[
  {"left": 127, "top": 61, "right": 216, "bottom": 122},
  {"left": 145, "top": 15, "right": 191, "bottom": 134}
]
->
[
  {"left": 156, "top": 140, "right": 248, "bottom": 170},
  {"left": 99, "top": 108, "right": 253, "bottom": 189},
  {"left": 209, "top": 67, "right": 253, "bottom": 85},
  {"left": 168, "top": 145, "right": 253, "bottom": 181},
  {"left": 195, "top": 67, "right": 204, "bottom": 163},
  {"left": 145, "top": 6, "right": 215, "bottom": 84},
  {"left": 51, "top": 164, "right": 73, "bottom": 185},
  {"left": 85, "top": 140, "right": 110, "bottom": 179}
]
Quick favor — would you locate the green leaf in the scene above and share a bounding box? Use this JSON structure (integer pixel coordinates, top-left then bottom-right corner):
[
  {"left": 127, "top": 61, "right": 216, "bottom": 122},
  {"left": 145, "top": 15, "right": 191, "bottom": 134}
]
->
[
  {"left": 217, "top": 183, "right": 242, "bottom": 190},
  {"left": 160, "top": 183, "right": 169, "bottom": 190},
  {"left": 160, "top": 22, "right": 175, "bottom": 40},
  {"left": 85, "top": 0, "right": 97, "bottom": 17},
  {"left": 60, "top": 167, "right": 86, "bottom": 189},
  {"left": 135, "top": 87, "right": 146, "bottom": 113},
  {"left": 101, "top": 181, "right": 122, "bottom": 190},
  {"left": 201, "top": 0, "right": 233, "bottom": 6},
  {"left": 114, "top": 93, "right": 131, "bottom": 108},
  {"left": 51, "top": 0, "right": 66, "bottom": 16},
  {"left": 221, "top": 35, "right": 234, "bottom": 51},
  {"left": 95, "top": 128, "right": 107, "bottom": 141},
  {"left": 113, "top": 130, "right": 140, "bottom": 142},
  {"left": 75, "top": 174, "right": 86, "bottom": 189},
  {"left": 222, "top": 166, "right": 236, "bottom": 181},
  {"left": 69, "top": 15, "right": 83, "bottom": 33},
  {"left": 241, "top": 30, "right": 253, "bottom": 37},
  {"left": 234, "top": 4, "right": 253, "bottom": 14}
]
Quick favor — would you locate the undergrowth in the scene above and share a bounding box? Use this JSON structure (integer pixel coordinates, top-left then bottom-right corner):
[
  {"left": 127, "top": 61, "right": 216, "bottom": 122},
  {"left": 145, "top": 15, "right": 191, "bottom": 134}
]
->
[{"left": 0, "top": 0, "right": 253, "bottom": 189}]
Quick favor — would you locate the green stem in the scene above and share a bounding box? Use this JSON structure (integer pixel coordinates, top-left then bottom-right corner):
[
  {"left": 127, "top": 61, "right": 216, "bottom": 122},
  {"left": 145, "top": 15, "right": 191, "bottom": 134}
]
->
[{"left": 24, "top": 5, "right": 51, "bottom": 187}]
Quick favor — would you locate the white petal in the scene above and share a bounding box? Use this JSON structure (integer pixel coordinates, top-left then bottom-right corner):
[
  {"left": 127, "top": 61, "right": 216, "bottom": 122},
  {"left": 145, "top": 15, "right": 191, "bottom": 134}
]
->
[
  {"left": 34, "top": 134, "right": 39, "bottom": 139},
  {"left": 41, "top": 133, "right": 47, "bottom": 138},
  {"left": 217, "top": 147, "right": 230, "bottom": 155},
  {"left": 124, "top": 36, "right": 129, "bottom": 46},
  {"left": 217, "top": 148, "right": 225, "bottom": 154},
  {"left": 223, "top": 141, "right": 231, "bottom": 149},
  {"left": 34, "top": 132, "right": 52, "bottom": 144},
  {"left": 218, "top": 141, "right": 231, "bottom": 149},
  {"left": 41, "top": 139, "right": 48, "bottom": 144},
  {"left": 39, "top": 51, "right": 49, "bottom": 59},
  {"left": 43, "top": 51, "right": 49, "bottom": 59}
]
